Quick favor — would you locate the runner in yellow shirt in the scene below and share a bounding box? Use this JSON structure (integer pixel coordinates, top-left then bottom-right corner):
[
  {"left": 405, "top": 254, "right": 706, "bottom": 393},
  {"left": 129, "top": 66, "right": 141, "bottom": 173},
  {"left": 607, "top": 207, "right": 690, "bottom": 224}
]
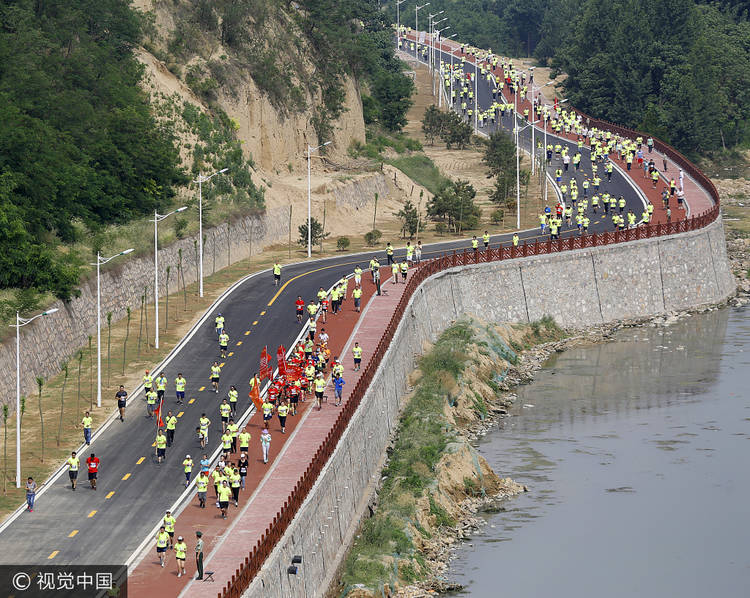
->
[{"left": 66, "top": 451, "right": 80, "bottom": 491}]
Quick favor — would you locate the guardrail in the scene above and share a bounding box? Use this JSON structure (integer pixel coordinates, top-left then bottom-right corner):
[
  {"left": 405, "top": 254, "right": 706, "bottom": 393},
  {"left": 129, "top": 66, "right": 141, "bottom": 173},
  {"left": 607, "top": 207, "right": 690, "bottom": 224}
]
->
[{"left": 217, "top": 194, "right": 720, "bottom": 597}]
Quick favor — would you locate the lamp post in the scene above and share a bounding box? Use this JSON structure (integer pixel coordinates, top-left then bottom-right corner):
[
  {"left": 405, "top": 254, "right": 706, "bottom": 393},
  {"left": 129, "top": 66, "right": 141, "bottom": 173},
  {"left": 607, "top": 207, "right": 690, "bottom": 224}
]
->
[
  {"left": 530, "top": 80, "right": 556, "bottom": 175},
  {"left": 542, "top": 98, "right": 568, "bottom": 205},
  {"left": 440, "top": 34, "right": 457, "bottom": 108},
  {"left": 307, "top": 141, "right": 331, "bottom": 258},
  {"left": 396, "top": 0, "right": 406, "bottom": 50},
  {"left": 434, "top": 24, "right": 450, "bottom": 97},
  {"left": 91, "top": 249, "right": 134, "bottom": 409},
  {"left": 11, "top": 308, "right": 58, "bottom": 487},
  {"left": 450, "top": 45, "right": 461, "bottom": 108},
  {"left": 194, "top": 168, "right": 229, "bottom": 298},
  {"left": 516, "top": 119, "right": 540, "bottom": 229},
  {"left": 153, "top": 207, "right": 187, "bottom": 349},
  {"left": 415, "top": 3, "right": 429, "bottom": 54}
]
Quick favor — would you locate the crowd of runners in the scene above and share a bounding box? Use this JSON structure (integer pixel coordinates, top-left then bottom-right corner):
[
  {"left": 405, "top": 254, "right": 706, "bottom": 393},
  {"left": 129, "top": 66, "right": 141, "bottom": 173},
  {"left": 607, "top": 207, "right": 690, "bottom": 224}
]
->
[{"left": 399, "top": 26, "right": 689, "bottom": 242}]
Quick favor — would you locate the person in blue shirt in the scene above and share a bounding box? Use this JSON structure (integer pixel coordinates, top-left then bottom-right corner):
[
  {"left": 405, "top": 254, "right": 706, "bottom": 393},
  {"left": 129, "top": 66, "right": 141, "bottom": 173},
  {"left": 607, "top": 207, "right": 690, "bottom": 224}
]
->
[
  {"left": 200, "top": 454, "right": 210, "bottom": 474},
  {"left": 334, "top": 376, "right": 345, "bottom": 407}
]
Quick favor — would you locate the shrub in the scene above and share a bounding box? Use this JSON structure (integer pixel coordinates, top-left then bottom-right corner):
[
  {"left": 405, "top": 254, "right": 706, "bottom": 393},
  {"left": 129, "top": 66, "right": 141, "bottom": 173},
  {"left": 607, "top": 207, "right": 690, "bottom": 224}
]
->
[
  {"left": 490, "top": 208, "right": 504, "bottom": 224},
  {"left": 364, "top": 229, "right": 383, "bottom": 246},
  {"left": 336, "top": 236, "right": 351, "bottom": 251}
]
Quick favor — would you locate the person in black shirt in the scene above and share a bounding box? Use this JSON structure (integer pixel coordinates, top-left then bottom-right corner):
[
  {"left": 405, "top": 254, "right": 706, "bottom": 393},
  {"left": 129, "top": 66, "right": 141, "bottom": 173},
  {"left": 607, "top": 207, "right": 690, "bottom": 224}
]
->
[
  {"left": 238, "top": 454, "right": 249, "bottom": 490},
  {"left": 115, "top": 386, "right": 128, "bottom": 422}
]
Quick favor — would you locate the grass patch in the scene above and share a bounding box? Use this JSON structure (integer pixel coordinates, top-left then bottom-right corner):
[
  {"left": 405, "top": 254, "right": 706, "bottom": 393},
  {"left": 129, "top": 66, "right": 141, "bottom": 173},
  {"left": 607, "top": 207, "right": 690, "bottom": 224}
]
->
[
  {"left": 521, "top": 315, "right": 566, "bottom": 348},
  {"left": 340, "top": 322, "right": 473, "bottom": 590},
  {"left": 386, "top": 154, "right": 449, "bottom": 196}
]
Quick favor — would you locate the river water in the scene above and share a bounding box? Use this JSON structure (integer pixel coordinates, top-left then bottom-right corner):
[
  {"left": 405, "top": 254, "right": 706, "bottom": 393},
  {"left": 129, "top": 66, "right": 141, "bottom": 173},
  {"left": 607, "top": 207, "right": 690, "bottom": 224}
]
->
[{"left": 447, "top": 307, "right": 750, "bottom": 598}]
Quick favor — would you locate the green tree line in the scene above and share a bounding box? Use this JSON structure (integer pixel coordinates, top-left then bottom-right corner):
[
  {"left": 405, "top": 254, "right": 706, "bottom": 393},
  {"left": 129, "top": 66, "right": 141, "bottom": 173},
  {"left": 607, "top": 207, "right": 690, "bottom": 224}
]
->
[{"left": 0, "top": 0, "right": 186, "bottom": 299}]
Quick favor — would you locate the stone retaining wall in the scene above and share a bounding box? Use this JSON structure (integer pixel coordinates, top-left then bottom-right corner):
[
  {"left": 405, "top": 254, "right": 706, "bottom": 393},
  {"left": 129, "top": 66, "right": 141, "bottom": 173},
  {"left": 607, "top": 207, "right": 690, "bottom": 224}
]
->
[{"left": 242, "top": 216, "right": 735, "bottom": 598}]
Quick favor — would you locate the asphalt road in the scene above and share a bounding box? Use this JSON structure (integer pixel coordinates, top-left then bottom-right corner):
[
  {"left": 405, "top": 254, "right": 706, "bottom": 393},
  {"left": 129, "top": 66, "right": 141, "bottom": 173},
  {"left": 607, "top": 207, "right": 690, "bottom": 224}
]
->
[{"left": 0, "top": 45, "right": 649, "bottom": 567}]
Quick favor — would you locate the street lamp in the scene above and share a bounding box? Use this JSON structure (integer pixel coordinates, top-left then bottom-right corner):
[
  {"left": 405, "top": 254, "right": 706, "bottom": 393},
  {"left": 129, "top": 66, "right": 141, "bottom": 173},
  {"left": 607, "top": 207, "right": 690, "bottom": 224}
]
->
[
  {"left": 529, "top": 80, "right": 557, "bottom": 175},
  {"left": 91, "top": 249, "right": 134, "bottom": 409},
  {"left": 434, "top": 24, "right": 450, "bottom": 96},
  {"left": 516, "top": 120, "right": 540, "bottom": 229},
  {"left": 194, "top": 168, "right": 229, "bottom": 298},
  {"left": 428, "top": 11, "right": 444, "bottom": 73},
  {"left": 542, "top": 98, "right": 569, "bottom": 205},
  {"left": 440, "top": 33, "right": 457, "bottom": 108},
  {"left": 11, "top": 308, "right": 58, "bottom": 487},
  {"left": 449, "top": 45, "right": 462, "bottom": 108},
  {"left": 396, "top": 0, "right": 406, "bottom": 50},
  {"left": 152, "top": 207, "right": 187, "bottom": 349},
  {"left": 307, "top": 141, "right": 331, "bottom": 258},
  {"left": 415, "top": 3, "right": 429, "bottom": 52}
]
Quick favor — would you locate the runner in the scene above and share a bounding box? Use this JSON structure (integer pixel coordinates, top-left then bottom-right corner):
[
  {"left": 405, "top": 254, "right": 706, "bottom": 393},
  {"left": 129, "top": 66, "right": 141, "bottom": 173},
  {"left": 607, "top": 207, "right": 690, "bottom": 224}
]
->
[
  {"left": 314, "top": 372, "right": 325, "bottom": 410},
  {"left": 210, "top": 361, "right": 221, "bottom": 393},
  {"left": 238, "top": 452, "right": 249, "bottom": 489},
  {"left": 219, "top": 399, "right": 231, "bottom": 433},
  {"left": 175, "top": 373, "right": 186, "bottom": 405},
  {"left": 155, "top": 429, "right": 167, "bottom": 464},
  {"left": 199, "top": 413, "right": 210, "bottom": 448},
  {"left": 145, "top": 388, "right": 158, "bottom": 419},
  {"left": 261, "top": 397, "right": 274, "bottom": 427},
  {"left": 142, "top": 370, "right": 153, "bottom": 396},
  {"left": 156, "top": 371, "right": 167, "bottom": 403},
  {"left": 182, "top": 454, "right": 193, "bottom": 488},
  {"left": 214, "top": 313, "right": 224, "bottom": 337},
  {"left": 163, "top": 510, "right": 176, "bottom": 549},
  {"left": 334, "top": 375, "right": 345, "bottom": 407},
  {"left": 85, "top": 452, "right": 99, "bottom": 491},
  {"left": 195, "top": 531, "right": 205, "bottom": 580},
  {"left": 196, "top": 470, "right": 209, "bottom": 508},
  {"left": 352, "top": 342, "right": 362, "bottom": 371},
  {"left": 277, "top": 400, "right": 289, "bottom": 434},
  {"left": 400, "top": 260, "right": 408, "bottom": 283},
  {"left": 174, "top": 536, "right": 187, "bottom": 578},
  {"left": 156, "top": 526, "right": 169, "bottom": 567},
  {"left": 261, "top": 428, "right": 271, "bottom": 464},
  {"left": 238, "top": 428, "right": 251, "bottom": 459},
  {"left": 115, "top": 385, "right": 127, "bottom": 422},
  {"left": 228, "top": 385, "right": 239, "bottom": 417},
  {"left": 219, "top": 330, "right": 229, "bottom": 359},
  {"left": 165, "top": 410, "right": 177, "bottom": 447},
  {"left": 352, "top": 285, "right": 362, "bottom": 313},
  {"left": 227, "top": 418, "right": 239, "bottom": 453},
  {"left": 81, "top": 411, "right": 92, "bottom": 446},
  {"left": 67, "top": 451, "right": 79, "bottom": 491},
  {"left": 273, "top": 262, "right": 282, "bottom": 286},
  {"left": 217, "top": 479, "right": 232, "bottom": 519},
  {"left": 295, "top": 295, "right": 305, "bottom": 324},
  {"left": 229, "top": 466, "right": 241, "bottom": 506}
]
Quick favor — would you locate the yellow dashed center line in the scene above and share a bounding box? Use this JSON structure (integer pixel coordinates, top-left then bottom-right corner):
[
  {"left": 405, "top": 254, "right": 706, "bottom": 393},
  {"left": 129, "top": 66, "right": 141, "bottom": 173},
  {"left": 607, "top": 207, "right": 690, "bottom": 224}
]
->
[
  {"left": 244, "top": 330, "right": 250, "bottom": 336},
  {"left": 252, "top": 321, "right": 258, "bottom": 326},
  {"left": 198, "top": 386, "right": 206, "bottom": 392},
  {"left": 87, "top": 510, "right": 97, "bottom": 518},
  {"left": 105, "top": 491, "right": 115, "bottom": 499},
  {"left": 188, "top": 398, "right": 195, "bottom": 404},
  {"left": 48, "top": 551, "right": 59, "bottom": 559},
  {"left": 228, "top": 351, "right": 234, "bottom": 357},
  {"left": 236, "top": 341, "right": 242, "bottom": 346},
  {"left": 136, "top": 457, "right": 145, "bottom": 465},
  {"left": 219, "top": 362, "right": 225, "bottom": 368},
  {"left": 260, "top": 310, "right": 266, "bottom": 316},
  {"left": 68, "top": 530, "right": 78, "bottom": 538},
  {"left": 151, "top": 442, "right": 156, "bottom": 447},
  {"left": 122, "top": 473, "right": 131, "bottom": 480},
  {"left": 177, "top": 411, "right": 184, "bottom": 418}
]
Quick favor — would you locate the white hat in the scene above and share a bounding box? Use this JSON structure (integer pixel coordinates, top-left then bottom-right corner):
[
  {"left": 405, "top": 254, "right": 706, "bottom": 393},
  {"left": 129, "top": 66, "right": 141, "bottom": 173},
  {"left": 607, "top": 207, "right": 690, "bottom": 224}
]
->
[{"left": 185, "top": 454, "right": 191, "bottom": 459}]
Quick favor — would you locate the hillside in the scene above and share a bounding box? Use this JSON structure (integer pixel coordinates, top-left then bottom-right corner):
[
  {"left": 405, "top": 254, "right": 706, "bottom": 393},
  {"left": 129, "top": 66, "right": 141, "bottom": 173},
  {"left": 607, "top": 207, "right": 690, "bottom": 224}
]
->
[{"left": 0, "top": 0, "right": 416, "bottom": 310}]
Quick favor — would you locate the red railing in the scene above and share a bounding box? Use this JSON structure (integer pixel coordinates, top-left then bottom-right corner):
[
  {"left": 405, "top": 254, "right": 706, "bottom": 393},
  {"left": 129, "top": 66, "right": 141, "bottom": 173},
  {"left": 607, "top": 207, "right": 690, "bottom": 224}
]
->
[{"left": 217, "top": 195, "right": 719, "bottom": 597}]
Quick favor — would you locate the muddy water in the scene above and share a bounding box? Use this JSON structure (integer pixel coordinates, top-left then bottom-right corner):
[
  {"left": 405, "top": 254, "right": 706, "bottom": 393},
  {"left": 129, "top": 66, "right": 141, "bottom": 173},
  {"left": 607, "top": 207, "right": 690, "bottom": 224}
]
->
[{"left": 448, "top": 307, "right": 750, "bottom": 597}]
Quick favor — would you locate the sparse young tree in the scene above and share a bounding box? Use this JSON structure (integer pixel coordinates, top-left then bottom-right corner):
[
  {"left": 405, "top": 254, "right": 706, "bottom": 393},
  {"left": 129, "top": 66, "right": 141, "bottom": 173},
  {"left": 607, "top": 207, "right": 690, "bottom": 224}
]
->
[
  {"left": 36, "top": 377, "right": 44, "bottom": 463},
  {"left": 57, "top": 362, "right": 68, "bottom": 447}
]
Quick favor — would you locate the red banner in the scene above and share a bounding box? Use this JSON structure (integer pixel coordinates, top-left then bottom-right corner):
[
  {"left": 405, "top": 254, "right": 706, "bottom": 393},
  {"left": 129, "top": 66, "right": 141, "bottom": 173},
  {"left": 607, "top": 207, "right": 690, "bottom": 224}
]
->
[
  {"left": 260, "top": 346, "right": 271, "bottom": 381},
  {"left": 277, "top": 345, "right": 287, "bottom": 376},
  {"left": 249, "top": 382, "right": 262, "bottom": 411},
  {"left": 155, "top": 398, "right": 164, "bottom": 428}
]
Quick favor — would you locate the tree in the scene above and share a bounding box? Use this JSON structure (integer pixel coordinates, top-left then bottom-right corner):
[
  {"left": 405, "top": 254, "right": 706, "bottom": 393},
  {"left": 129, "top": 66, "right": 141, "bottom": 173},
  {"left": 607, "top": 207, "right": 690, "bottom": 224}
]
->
[
  {"left": 298, "top": 218, "right": 329, "bottom": 249},
  {"left": 439, "top": 112, "right": 473, "bottom": 149},
  {"left": 2, "top": 404, "right": 7, "bottom": 494},
  {"left": 422, "top": 105, "right": 445, "bottom": 145},
  {"left": 395, "top": 200, "right": 419, "bottom": 239},
  {"left": 57, "top": 362, "right": 68, "bottom": 447},
  {"left": 165, "top": 266, "right": 171, "bottom": 333},
  {"left": 122, "top": 307, "right": 131, "bottom": 375},
  {"left": 106, "top": 312, "right": 113, "bottom": 388},
  {"left": 371, "top": 70, "right": 414, "bottom": 131},
  {"left": 36, "top": 377, "right": 44, "bottom": 463},
  {"left": 483, "top": 131, "right": 528, "bottom": 208},
  {"left": 336, "top": 237, "right": 351, "bottom": 251},
  {"left": 364, "top": 229, "right": 383, "bottom": 246},
  {"left": 428, "top": 180, "right": 480, "bottom": 232},
  {"left": 76, "top": 350, "right": 84, "bottom": 418}
]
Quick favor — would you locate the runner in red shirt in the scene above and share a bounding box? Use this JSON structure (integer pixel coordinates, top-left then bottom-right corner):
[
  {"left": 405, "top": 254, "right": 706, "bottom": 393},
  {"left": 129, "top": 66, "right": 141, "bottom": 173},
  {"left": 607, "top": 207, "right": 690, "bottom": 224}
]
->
[
  {"left": 295, "top": 296, "right": 305, "bottom": 324},
  {"left": 86, "top": 453, "right": 100, "bottom": 491}
]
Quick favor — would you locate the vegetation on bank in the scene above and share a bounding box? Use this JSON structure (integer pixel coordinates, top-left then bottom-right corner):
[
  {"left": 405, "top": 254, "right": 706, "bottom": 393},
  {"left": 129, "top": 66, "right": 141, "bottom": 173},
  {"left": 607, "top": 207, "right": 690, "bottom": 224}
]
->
[
  {"left": 338, "top": 318, "right": 565, "bottom": 594},
  {"left": 387, "top": 0, "right": 750, "bottom": 157}
]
